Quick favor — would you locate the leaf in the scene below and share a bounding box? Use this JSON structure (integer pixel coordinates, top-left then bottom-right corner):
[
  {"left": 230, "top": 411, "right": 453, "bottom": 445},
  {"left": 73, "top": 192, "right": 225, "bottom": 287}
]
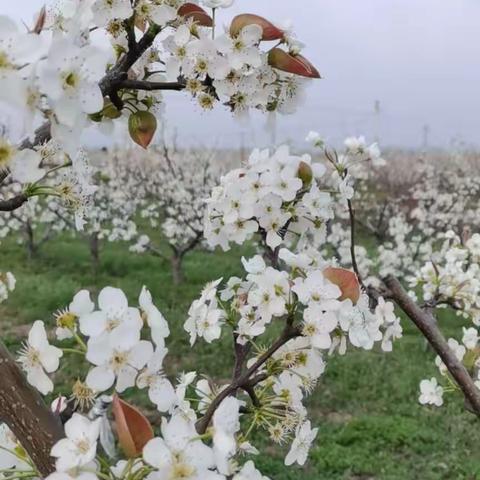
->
[
  {"left": 230, "top": 14, "right": 284, "bottom": 41},
  {"left": 268, "top": 48, "right": 321, "bottom": 78},
  {"left": 128, "top": 111, "right": 157, "bottom": 149},
  {"left": 178, "top": 3, "right": 213, "bottom": 27},
  {"left": 112, "top": 395, "right": 154, "bottom": 458},
  {"left": 323, "top": 267, "right": 360, "bottom": 304}
]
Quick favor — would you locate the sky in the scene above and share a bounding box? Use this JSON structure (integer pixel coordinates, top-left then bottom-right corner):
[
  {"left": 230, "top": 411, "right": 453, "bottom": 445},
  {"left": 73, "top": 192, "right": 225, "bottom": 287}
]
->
[{"left": 4, "top": 0, "right": 480, "bottom": 150}]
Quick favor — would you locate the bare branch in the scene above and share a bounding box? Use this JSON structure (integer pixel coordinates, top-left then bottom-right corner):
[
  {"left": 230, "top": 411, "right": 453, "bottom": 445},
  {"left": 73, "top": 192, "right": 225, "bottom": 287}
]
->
[
  {"left": 118, "top": 79, "right": 186, "bottom": 91},
  {"left": 195, "top": 324, "right": 301, "bottom": 434},
  {"left": 384, "top": 275, "right": 480, "bottom": 416},
  {"left": 0, "top": 193, "right": 29, "bottom": 211},
  {"left": 347, "top": 198, "right": 365, "bottom": 290}
]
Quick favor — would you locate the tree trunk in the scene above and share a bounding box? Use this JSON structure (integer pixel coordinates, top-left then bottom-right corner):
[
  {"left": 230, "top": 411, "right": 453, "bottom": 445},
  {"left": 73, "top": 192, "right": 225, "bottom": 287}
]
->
[
  {"left": 170, "top": 253, "right": 184, "bottom": 285},
  {"left": 89, "top": 232, "right": 100, "bottom": 275},
  {"left": 0, "top": 342, "right": 63, "bottom": 477},
  {"left": 25, "top": 222, "right": 37, "bottom": 260}
]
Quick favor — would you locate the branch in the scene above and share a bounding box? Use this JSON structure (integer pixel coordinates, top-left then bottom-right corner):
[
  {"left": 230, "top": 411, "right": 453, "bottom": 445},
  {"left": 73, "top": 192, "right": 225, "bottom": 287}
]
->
[
  {"left": 118, "top": 79, "right": 186, "bottom": 91},
  {"left": 195, "top": 324, "right": 301, "bottom": 434},
  {"left": 384, "top": 275, "right": 480, "bottom": 416},
  {"left": 347, "top": 198, "right": 365, "bottom": 290},
  {"left": 0, "top": 193, "right": 28, "bottom": 211},
  {"left": 0, "top": 343, "right": 64, "bottom": 477}
]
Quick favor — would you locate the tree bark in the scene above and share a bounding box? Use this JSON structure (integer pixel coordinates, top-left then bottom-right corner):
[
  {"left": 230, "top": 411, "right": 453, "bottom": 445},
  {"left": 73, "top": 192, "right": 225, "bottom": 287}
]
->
[
  {"left": 0, "top": 343, "right": 63, "bottom": 477},
  {"left": 170, "top": 253, "right": 184, "bottom": 285},
  {"left": 25, "top": 221, "right": 37, "bottom": 260},
  {"left": 89, "top": 232, "right": 100, "bottom": 276}
]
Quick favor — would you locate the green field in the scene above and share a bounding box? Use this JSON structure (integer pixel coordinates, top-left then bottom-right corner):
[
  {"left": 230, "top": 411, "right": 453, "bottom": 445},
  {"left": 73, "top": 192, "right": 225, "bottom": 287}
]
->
[{"left": 1, "top": 235, "right": 480, "bottom": 480}]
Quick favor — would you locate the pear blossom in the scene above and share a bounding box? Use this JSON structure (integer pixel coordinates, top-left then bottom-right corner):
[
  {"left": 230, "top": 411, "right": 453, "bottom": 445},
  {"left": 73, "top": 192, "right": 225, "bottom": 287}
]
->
[
  {"left": 284, "top": 421, "right": 318, "bottom": 466},
  {"left": 17, "top": 320, "right": 63, "bottom": 395},
  {"left": 233, "top": 461, "right": 269, "bottom": 480},
  {"left": 50, "top": 414, "right": 101, "bottom": 471},
  {"left": 79, "top": 287, "right": 143, "bottom": 340},
  {"left": 85, "top": 330, "right": 153, "bottom": 393},
  {"left": 143, "top": 415, "right": 218, "bottom": 480},
  {"left": 139, "top": 286, "right": 170, "bottom": 347},
  {"left": 55, "top": 290, "right": 95, "bottom": 340},
  {"left": 91, "top": 0, "right": 133, "bottom": 27},
  {"left": 418, "top": 378, "right": 444, "bottom": 407},
  {"left": 137, "top": 347, "right": 176, "bottom": 412}
]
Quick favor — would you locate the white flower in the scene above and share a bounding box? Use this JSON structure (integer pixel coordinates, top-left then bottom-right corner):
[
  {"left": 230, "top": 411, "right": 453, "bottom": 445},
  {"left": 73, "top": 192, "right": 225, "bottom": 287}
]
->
[
  {"left": 79, "top": 287, "right": 143, "bottom": 340},
  {"left": 137, "top": 347, "right": 176, "bottom": 412},
  {"left": 293, "top": 270, "right": 341, "bottom": 309},
  {"left": 213, "top": 396, "right": 241, "bottom": 475},
  {"left": 143, "top": 415, "right": 216, "bottom": 480},
  {"left": 91, "top": 0, "right": 133, "bottom": 27},
  {"left": 375, "top": 297, "right": 397, "bottom": 325},
  {"left": 139, "top": 286, "right": 170, "bottom": 346},
  {"left": 50, "top": 414, "right": 101, "bottom": 471},
  {"left": 462, "top": 327, "right": 479, "bottom": 350},
  {"left": 85, "top": 331, "right": 153, "bottom": 393},
  {"left": 418, "top": 378, "right": 443, "bottom": 407},
  {"left": 0, "top": 139, "right": 44, "bottom": 184},
  {"left": 241, "top": 255, "right": 266, "bottom": 274},
  {"left": 56, "top": 290, "right": 95, "bottom": 340},
  {"left": 302, "top": 307, "right": 338, "bottom": 349},
  {"left": 305, "top": 131, "right": 324, "bottom": 148},
  {"left": 284, "top": 420, "right": 318, "bottom": 466},
  {"left": 0, "top": 424, "right": 29, "bottom": 471},
  {"left": 233, "top": 461, "right": 269, "bottom": 480},
  {"left": 435, "top": 338, "right": 465, "bottom": 375},
  {"left": 216, "top": 25, "right": 263, "bottom": 70},
  {"left": 18, "top": 320, "right": 63, "bottom": 395},
  {"left": 38, "top": 39, "right": 108, "bottom": 127}
]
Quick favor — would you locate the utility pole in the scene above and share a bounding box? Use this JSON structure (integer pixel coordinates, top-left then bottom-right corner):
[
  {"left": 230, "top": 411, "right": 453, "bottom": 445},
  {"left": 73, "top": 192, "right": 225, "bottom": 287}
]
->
[{"left": 373, "top": 99, "right": 381, "bottom": 143}]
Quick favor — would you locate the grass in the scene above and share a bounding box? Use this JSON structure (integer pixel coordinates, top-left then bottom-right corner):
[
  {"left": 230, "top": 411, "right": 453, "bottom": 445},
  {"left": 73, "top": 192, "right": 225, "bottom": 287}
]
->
[{"left": 1, "top": 233, "right": 480, "bottom": 479}]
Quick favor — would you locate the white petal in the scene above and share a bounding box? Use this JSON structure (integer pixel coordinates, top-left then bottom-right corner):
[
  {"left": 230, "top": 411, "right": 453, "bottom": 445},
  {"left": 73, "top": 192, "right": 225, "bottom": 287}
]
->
[{"left": 86, "top": 365, "right": 115, "bottom": 392}]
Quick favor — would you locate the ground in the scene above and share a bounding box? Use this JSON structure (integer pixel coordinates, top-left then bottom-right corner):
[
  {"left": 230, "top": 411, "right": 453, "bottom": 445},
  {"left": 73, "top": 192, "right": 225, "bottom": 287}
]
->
[{"left": 1, "top": 234, "right": 480, "bottom": 480}]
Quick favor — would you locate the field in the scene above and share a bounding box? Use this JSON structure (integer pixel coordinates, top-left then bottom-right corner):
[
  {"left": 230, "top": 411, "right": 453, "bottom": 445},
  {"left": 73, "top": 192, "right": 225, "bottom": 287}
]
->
[{"left": 1, "top": 232, "right": 480, "bottom": 480}]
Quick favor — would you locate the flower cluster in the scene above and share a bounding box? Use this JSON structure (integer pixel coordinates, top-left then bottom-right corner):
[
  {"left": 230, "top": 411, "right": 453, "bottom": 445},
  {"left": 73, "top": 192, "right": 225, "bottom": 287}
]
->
[{"left": 204, "top": 145, "right": 331, "bottom": 251}]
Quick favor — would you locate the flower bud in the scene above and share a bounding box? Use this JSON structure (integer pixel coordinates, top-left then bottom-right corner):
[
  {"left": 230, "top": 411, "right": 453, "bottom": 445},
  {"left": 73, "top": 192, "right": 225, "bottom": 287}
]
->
[
  {"left": 297, "top": 161, "right": 313, "bottom": 187},
  {"left": 268, "top": 48, "right": 321, "bottom": 78},
  {"left": 230, "top": 14, "right": 284, "bottom": 40},
  {"left": 128, "top": 111, "right": 157, "bottom": 149}
]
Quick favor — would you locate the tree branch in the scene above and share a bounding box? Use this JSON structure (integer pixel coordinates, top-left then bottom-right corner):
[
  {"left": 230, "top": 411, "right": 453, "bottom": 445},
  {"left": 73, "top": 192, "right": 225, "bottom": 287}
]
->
[
  {"left": 118, "top": 79, "right": 186, "bottom": 91},
  {"left": 347, "top": 198, "right": 365, "bottom": 290},
  {"left": 195, "top": 324, "right": 301, "bottom": 434},
  {"left": 384, "top": 275, "right": 480, "bottom": 416},
  {"left": 0, "top": 193, "right": 28, "bottom": 211},
  {"left": 0, "top": 343, "right": 64, "bottom": 477}
]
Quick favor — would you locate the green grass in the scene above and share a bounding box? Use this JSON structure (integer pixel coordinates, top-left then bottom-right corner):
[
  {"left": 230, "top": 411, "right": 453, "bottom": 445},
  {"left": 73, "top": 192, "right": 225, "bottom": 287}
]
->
[{"left": 1, "top": 234, "right": 480, "bottom": 479}]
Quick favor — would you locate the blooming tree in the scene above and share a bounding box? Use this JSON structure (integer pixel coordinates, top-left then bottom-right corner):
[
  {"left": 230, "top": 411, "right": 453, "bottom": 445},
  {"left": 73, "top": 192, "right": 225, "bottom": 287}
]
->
[
  {"left": 1, "top": 1, "right": 480, "bottom": 479},
  {"left": 128, "top": 145, "right": 224, "bottom": 284}
]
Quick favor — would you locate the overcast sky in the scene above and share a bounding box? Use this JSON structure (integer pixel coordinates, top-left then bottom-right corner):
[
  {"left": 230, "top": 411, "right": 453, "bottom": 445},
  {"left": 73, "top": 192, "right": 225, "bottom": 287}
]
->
[{"left": 5, "top": 0, "right": 480, "bottom": 150}]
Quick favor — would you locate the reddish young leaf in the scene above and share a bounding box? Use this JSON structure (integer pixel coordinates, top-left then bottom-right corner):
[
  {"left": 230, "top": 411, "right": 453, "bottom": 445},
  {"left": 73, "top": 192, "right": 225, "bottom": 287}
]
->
[
  {"left": 128, "top": 111, "right": 157, "bottom": 149},
  {"left": 178, "top": 3, "right": 213, "bottom": 27},
  {"left": 112, "top": 395, "right": 154, "bottom": 458},
  {"left": 230, "top": 14, "right": 284, "bottom": 41},
  {"left": 323, "top": 267, "right": 360, "bottom": 304},
  {"left": 268, "top": 48, "right": 321, "bottom": 78}
]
